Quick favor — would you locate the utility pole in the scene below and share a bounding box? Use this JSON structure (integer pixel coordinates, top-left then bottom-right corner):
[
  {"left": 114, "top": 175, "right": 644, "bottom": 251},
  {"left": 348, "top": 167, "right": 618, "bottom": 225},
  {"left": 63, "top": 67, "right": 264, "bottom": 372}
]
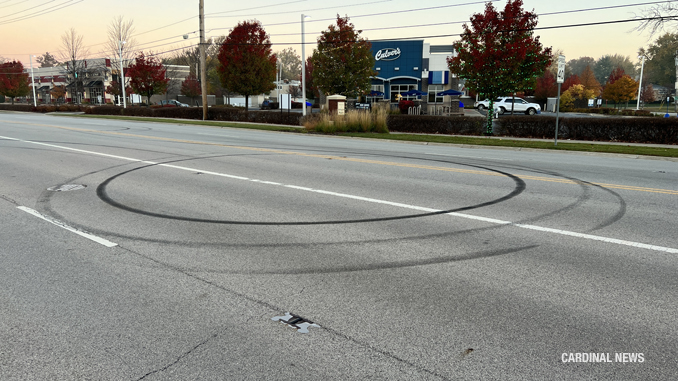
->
[
  {"left": 199, "top": 0, "right": 208, "bottom": 120},
  {"left": 29, "top": 55, "right": 37, "bottom": 107}
]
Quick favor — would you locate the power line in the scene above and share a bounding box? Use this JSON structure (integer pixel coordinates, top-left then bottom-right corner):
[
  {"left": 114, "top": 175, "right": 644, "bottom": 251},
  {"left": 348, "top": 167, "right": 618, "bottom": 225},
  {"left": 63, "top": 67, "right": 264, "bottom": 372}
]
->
[
  {"left": 2, "top": 0, "right": 673, "bottom": 58},
  {"left": 286, "top": 0, "right": 677, "bottom": 37},
  {"left": 0, "top": 0, "right": 83, "bottom": 26},
  {"left": 207, "top": 0, "right": 395, "bottom": 19},
  {"left": 0, "top": 0, "right": 28, "bottom": 11},
  {"left": 0, "top": 0, "right": 59, "bottom": 20}
]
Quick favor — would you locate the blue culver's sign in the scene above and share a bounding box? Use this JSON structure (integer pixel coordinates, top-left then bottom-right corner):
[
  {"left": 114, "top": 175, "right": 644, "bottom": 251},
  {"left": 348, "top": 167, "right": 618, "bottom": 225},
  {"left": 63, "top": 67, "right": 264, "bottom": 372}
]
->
[{"left": 375, "top": 47, "right": 401, "bottom": 61}]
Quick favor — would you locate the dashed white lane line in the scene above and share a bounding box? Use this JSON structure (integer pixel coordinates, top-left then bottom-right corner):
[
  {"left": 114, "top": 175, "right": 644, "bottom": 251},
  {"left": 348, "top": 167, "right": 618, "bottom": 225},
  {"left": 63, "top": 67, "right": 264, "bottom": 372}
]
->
[
  {"left": 17, "top": 206, "right": 118, "bottom": 248},
  {"left": 3, "top": 134, "right": 677, "bottom": 254}
]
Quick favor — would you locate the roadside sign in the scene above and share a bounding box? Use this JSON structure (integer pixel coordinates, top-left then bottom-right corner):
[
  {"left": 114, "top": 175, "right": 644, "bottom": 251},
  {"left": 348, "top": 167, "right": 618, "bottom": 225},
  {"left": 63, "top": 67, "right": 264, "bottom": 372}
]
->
[
  {"left": 557, "top": 55, "right": 566, "bottom": 84},
  {"left": 555, "top": 55, "right": 566, "bottom": 145}
]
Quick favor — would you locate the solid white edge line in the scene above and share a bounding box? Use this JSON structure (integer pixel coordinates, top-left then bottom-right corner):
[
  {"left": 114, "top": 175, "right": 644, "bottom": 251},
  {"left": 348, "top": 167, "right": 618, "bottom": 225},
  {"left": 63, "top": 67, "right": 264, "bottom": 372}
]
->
[
  {"left": 3, "top": 134, "right": 677, "bottom": 255},
  {"left": 17, "top": 206, "right": 118, "bottom": 248}
]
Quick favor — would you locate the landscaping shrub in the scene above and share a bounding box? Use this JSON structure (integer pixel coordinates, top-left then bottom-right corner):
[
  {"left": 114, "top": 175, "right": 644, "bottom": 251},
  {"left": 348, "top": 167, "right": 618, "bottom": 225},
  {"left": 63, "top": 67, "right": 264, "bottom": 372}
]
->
[
  {"left": 398, "top": 100, "right": 415, "bottom": 114},
  {"left": 572, "top": 108, "right": 654, "bottom": 117},
  {"left": 0, "top": 104, "right": 36, "bottom": 112},
  {"left": 84, "top": 105, "right": 123, "bottom": 115},
  {"left": 34, "top": 105, "right": 58, "bottom": 113},
  {"left": 498, "top": 116, "right": 678, "bottom": 144},
  {"left": 387, "top": 115, "right": 485, "bottom": 135}
]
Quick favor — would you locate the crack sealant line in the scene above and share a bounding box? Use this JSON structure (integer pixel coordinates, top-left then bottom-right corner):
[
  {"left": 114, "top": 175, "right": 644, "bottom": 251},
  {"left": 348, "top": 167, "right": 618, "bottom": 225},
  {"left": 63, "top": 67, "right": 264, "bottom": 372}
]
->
[{"left": 3, "top": 135, "right": 677, "bottom": 255}]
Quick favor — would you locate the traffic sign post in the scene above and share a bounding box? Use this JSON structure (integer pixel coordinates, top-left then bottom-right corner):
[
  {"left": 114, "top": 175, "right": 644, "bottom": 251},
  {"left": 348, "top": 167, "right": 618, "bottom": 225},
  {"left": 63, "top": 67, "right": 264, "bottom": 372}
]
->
[{"left": 555, "top": 55, "right": 565, "bottom": 146}]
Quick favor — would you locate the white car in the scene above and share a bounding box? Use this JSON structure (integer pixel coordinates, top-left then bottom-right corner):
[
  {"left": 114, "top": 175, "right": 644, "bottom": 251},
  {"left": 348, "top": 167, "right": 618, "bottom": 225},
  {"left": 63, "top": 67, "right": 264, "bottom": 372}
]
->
[{"left": 475, "top": 97, "right": 541, "bottom": 115}]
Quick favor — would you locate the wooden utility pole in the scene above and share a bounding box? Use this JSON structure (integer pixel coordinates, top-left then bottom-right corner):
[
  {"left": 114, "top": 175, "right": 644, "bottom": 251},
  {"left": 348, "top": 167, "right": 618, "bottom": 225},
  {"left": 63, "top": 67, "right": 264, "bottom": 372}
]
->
[{"left": 199, "top": 0, "right": 208, "bottom": 120}]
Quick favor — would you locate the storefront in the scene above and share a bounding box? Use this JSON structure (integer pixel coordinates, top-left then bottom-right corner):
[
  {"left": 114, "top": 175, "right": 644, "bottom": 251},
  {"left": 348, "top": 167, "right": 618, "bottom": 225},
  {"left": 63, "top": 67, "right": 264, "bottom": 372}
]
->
[{"left": 369, "top": 40, "right": 459, "bottom": 106}]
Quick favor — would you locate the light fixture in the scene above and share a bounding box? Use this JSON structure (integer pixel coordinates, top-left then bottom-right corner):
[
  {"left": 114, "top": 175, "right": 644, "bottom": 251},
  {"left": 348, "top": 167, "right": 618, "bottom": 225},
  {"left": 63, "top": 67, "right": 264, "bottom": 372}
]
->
[
  {"left": 119, "top": 41, "right": 127, "bottom": 108},
  {"left": 29, "top": 55, "right": 37, "bottom": 107},
  {"left": 301, "top": 14, "right": 311, "bottom": 116},
  {"left": 636, "top": 56, "right": 646, "bottom": 110}
]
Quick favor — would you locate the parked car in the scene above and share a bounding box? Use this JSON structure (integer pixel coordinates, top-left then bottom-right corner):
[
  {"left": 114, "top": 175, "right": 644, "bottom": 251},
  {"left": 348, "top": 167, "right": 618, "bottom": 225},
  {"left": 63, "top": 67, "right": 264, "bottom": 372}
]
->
[
  {"left": 260, "top": 100, "right": 279, "bottom": 110},
  {"left": 160, "top": 99, "right": 189, "bottom": 107},
  {"left": 475, "top": 97, "right": 541, "bottom": 115}
]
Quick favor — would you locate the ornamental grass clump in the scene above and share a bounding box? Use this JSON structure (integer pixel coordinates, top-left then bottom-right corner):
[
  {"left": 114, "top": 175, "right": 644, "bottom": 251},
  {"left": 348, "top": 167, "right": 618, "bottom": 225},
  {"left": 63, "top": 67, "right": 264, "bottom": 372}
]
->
[{"left": 303, "top": 108, "right": 388, "bottom": 133}]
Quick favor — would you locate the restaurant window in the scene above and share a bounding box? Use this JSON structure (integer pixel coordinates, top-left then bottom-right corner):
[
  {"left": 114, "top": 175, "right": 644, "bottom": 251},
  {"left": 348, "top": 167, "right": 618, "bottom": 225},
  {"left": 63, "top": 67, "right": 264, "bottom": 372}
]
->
[
  {"left": 391, "top": 84, "right": 417, "bottom": 102},
  {"left": 428, "top": 85, "right": 443, "bottom": 103}
]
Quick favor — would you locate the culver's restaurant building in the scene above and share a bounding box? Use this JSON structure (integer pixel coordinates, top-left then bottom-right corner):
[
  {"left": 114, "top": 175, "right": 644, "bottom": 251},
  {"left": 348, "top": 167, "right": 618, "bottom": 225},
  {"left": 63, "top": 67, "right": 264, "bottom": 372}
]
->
[{"left": 368, "top": 40, "right": 461, "bottom": 111}]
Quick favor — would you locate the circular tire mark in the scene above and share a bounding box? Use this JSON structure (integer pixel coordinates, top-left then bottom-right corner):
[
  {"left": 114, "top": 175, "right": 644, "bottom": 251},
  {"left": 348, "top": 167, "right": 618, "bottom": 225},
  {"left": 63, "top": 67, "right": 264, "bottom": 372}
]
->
[{"left": 95, "top": 160, "right": 526, "bottom": 226}]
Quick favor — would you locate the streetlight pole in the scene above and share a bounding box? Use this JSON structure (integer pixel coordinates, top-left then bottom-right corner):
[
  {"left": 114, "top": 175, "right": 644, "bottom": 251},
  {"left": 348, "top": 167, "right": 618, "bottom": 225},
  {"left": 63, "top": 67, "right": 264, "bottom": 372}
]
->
[
  {"left": 636, "top": 56, "right": 645, "bottom": 110},
  {"left": 301, "top": 14, "right": 310, "bottom": 117},
  {"left": 29, "top": 55, "right": 37, "bottom": 107},
  {"left": 674, "top": 51, "right": 678, "bottom": 115},
  {"left": 199, "top": 0, "right": 208, "bottom": 120},
  {"left": 119, "top": 41, "right": 127, "bottom": 108}
]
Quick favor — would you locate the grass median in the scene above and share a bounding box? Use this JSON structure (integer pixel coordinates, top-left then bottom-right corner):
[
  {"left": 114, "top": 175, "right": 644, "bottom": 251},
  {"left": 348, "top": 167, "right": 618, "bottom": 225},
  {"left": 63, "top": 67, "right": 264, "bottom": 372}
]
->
[{"left": 67, "top": 114, "right": 678, "bottom": 158}]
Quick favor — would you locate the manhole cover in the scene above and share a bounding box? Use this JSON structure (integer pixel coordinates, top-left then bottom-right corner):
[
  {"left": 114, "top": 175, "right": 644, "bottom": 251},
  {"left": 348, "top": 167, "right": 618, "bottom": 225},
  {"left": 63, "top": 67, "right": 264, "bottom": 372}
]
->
[
  {"left": 47, "top": 184, "right": 87, "bottom": 192},
  {"left": 272, "top": 313, "right": 319, "bottom": 334}
]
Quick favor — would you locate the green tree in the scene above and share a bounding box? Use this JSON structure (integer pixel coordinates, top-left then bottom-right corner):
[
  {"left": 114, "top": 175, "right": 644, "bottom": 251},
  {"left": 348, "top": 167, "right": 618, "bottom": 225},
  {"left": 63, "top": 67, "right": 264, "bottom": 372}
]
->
[
  {"left": 276, "top": 47, "right": 301, "bottom": 81},
  {"left": 0, "top": 60, "right": 30, "bottom": 104},
  {"left": 567, "top": 56, "right": 595, "bottom": 77},
  {"left": 36, "top": 52, "right": 60, "bottom": 68},
  {"left": 448, "top": 0, "right": 551, "bottom": 134},
  {"left": 126, "top": 52, "right": 169, "bottom": 106},
  {"left": 639, "top": 33, "right": 678, "bottom": 88},
  {"left": 593, "top": 54, "right": 636, "bottom": 85},
  {"left": 217, "top": 20, "right": 276, "bottom": 113},
  {"left": 310, "top": 15, "right": 375, "bottom": 98}
]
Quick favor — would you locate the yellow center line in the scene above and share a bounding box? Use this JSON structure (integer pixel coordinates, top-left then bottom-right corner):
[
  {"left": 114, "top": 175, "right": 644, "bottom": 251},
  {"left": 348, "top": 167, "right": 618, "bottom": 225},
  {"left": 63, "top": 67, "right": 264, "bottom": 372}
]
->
[{"left": 3, "top": 120, "right": 677, "bottom": 195}]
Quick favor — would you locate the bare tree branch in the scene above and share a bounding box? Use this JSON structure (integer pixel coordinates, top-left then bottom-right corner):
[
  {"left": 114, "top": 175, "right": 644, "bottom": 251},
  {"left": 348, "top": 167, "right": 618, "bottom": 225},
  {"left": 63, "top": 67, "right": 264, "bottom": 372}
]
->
[
  {"left": 104, "top": 16, "right": 138, "bottom": 69},
  {"left": 635, "top": 3, "right": 678, "bottom": 36},
  {"left": 59, "top": 28, "right": 90, "bottom": 103}
]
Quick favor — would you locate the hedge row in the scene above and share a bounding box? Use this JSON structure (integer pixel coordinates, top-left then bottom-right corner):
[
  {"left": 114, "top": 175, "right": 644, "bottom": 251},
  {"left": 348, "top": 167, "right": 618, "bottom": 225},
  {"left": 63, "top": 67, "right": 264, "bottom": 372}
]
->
[
  {"left": 83, "top": 105, "right": 302, "bottom": 126},
  {"left": 570, "top": 108, "right": 653, "bottom": 117},
  {"left": 0, "top": 104, "right": 84, "bottom": 113},
  {"left": 387, "top": 114, "right": 485, "bottom": 135},
  {"left": 498, "top": 116, "right": 677, "bottom": 144}
]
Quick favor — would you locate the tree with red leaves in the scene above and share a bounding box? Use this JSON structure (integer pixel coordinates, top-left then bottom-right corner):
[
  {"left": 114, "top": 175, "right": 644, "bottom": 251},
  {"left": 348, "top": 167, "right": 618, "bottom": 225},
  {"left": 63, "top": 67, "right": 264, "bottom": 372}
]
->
[
  {"left": 448, "top": 0, "right": 551, "bottom": 134},
  {"left": 105, "top": 80, "right": 132, "bottom": 104},
  {"left": 181, "top": 73, "right": 201, "bottom": 106},
  {"left": 606, "top": 67, "right": 626, "bottom": 86},
  {"left": 534, "top": 71, "right": 557, "bottom": 105},
  {"left": 217, "top": 20, "right": 276, "bottom": 113},
  {"left": 126, "top": 52, "right": 169, "bottom": 106},
  {"left": 304, "top": 57, "right": 319, "bottom": 101},
  {"left": 562, "top": 74, "right": 581, "bottom": 92},
  {"left": 0, "top": 60, "right": 30, "bottom": 104},
  {"left": 310, "top": 15, "right": 375, "bottom": 98}
]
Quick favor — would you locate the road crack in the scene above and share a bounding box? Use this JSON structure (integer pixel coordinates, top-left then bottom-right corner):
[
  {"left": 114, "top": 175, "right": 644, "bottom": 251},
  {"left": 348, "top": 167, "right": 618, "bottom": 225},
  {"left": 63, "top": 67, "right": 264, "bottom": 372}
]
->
[{"left": 137, "top": 333, "right": 218, "bottom": 380}]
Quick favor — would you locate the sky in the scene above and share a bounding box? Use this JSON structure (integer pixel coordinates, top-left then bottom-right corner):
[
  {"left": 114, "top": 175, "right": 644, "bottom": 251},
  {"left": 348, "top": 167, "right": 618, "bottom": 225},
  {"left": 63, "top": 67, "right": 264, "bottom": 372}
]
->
[{"left": 0, "top": 0, "right": 671, "bottom": 67}]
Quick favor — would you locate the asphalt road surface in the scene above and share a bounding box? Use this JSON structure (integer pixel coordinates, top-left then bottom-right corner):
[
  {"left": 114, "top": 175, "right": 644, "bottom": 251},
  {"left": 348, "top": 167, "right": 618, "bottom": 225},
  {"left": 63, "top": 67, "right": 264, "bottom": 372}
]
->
[{"left": 1, "top": 112, "right": 677, "bottom": 380}]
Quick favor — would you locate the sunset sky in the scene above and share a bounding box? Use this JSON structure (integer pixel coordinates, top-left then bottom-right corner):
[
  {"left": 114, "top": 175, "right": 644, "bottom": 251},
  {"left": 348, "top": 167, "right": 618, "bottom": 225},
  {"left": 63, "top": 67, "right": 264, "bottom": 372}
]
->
[{"left": 0, "top": 0, "right": 668, "bottom": 67}]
